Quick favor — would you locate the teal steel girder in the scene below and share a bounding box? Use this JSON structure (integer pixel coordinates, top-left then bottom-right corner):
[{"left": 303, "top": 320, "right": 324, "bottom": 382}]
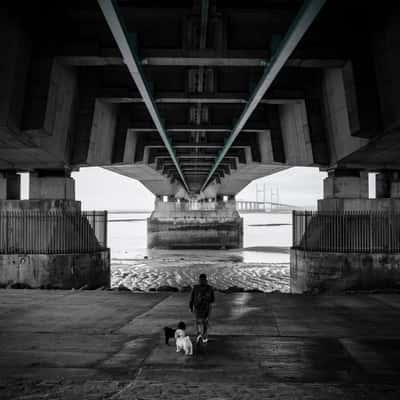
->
[
  {"left": 200, "top": 0, "right": 327, "bottom": 193},
  {"left": 97, "top": 0, "right": 190, "bottom": 193}
]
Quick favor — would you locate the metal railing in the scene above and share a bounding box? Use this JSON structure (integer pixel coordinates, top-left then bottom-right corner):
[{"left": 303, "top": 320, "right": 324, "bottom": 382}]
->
[
  {"left": 0, "top": 211, "right": 107, "bottom": 254},
  {"left": 293, "top": 211, "right": 400, "bottom": 253}
]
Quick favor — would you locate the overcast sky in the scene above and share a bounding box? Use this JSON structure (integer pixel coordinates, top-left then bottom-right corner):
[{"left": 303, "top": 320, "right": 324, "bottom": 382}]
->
[{"left": 67, "top": 167, "right": 328, "bottom": 210}]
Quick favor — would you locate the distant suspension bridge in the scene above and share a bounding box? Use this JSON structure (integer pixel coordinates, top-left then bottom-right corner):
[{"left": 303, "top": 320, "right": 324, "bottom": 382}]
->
[
  {"left": 106, "top": 200, "right": 306, "bottom": 219},
  {"left": 235, "top": 200, "right": 305, "bottom": 213},
  {"left": 106, "top": 184, "right": 307, "bottom": 218}
]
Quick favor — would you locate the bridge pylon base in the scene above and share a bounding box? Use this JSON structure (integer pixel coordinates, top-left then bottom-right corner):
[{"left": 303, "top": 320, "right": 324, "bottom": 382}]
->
[
  {"left": 147, "top": 200, "right": 243, "bottom": 249},
  {"left": 0, "top": 200, "right": 110, "bottom": 289},
  {"left": 290, "top": 171, "right": 400, "bottom": 293}
]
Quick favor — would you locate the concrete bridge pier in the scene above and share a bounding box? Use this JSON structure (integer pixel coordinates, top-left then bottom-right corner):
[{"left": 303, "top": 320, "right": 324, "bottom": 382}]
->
[
  {"left": 0, "top": 171, "right": 21, "bottom": 200},
  {"left": 0, "top": 170, "right": 110, "bottom": 289},
  {"left": 291, "top": 169, "right": 400, "bottom": 293},
  {"left": 147, "top": 196, "right": 243, "bottom": 249}
]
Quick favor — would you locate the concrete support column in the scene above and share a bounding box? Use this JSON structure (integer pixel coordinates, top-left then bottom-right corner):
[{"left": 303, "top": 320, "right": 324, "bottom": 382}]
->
[
  {"left": 148, "top": 193, "right": 243, "bottom": 249},
  {"left": 155, "top": 195, "right": 163, "bottom": 206},
  {"left": 318, "top": 169, "right": 371, "bottom": 211},
  {"left": 376, "top": 171, "right": 400, "bottom": 199},
  {"left": 0, "top": 175, "right": 5, "bottom": 200},
  {"left": 0, "top": 170, "right": 109, "bottom": 289},
  {"left": 391, "top": 172, "right": 400, "bottom": 198},
  {"left": 293, "top": 169, "right": 400, "bottom": 293},
  {"left": 323, "top": 169, "right": 368, "bottom": 199},
  {"left": 29, "top": 171, "right": 75, "bottom": 200},
  {"left": 376, "top": 172, "right": 391, "bottom": 198},
  {"left": 0, "top": 172, "right": 20, "bottom": 200}
]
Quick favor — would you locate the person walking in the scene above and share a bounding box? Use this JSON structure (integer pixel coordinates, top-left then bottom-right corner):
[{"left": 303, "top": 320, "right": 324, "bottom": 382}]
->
[{"left": 189, "top": 273, "right": 215, "bottom": 344}]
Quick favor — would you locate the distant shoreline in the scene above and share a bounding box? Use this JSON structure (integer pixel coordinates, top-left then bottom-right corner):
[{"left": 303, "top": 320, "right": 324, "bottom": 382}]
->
[
  {"left": 242, "top": 246, "right": 290, "bottom": 254},
  {"left": 248, "top": 223, "right": 291, "bottom": 227},
  {"left": 108, "top": 218, "right": 147, "bottom": 222}
]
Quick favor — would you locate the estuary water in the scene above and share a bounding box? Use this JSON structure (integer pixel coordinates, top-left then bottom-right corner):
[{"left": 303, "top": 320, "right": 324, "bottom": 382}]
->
[{"left": 109, "top": 212, "right": 291, "bottom": 292}]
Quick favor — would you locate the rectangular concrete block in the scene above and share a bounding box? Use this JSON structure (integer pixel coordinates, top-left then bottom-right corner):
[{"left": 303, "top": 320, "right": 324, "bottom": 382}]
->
[
  {"left": 323, "top": 175, "right": 367, "bottom": 199},
  {"left": 0, "top": 174, "right": 6, "bottom": 200},
  {"left": 0, "top": 172, "right": 20, "bottom": 200},
  {"left": 291, "top": 249, "right": 400, "bottom": 293},
  {"left": 391, "top": 181, "right": 400, "bottom": 198},
  {"left": 30, "top": 175, "right": 75, "bottom": 200},
  {"left": 148, "top": 201, "right": 243, "bottom": 249},
  {"left": 0, "top": 250, "right": 110, "bottom": 289},
  {"left": 6, "top": 172, "right": 21, "bottom": 200},
  {"left": 376, "top": 173, "right": 390, "bottom": 198},
  {"left": 148, "top": 217, "right": 243, "bottom": 249}
]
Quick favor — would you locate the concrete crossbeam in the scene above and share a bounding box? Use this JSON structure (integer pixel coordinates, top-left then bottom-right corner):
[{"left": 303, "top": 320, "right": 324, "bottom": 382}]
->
[{"left": 57, "top": 54, "right": 345, "bottom": 68}]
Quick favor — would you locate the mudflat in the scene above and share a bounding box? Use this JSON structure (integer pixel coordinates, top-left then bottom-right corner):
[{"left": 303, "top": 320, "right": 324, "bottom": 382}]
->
[
  {"left": 1, "top": 289, "right": 400, "bottom": 399},
  {"left": 112, "top": 249, "right": 290, "bottom": 292}
]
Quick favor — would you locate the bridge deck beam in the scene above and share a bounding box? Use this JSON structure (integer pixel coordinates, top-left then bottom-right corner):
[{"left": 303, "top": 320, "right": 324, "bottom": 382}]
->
[
  {"left": 97, "top": 0, "right": 189, "bottom": 193},
  {"left": 201, "top": 0, "right": 327, "bottom": 192}
]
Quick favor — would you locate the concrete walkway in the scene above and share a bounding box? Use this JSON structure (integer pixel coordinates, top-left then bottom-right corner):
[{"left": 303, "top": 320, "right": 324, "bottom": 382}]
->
[{"left": 1, "top": 290, "right": 400, "bottom": 399}]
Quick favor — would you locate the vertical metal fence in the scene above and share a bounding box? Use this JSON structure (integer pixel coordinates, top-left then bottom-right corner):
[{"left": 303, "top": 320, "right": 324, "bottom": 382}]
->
[
  {"left": 0, "top": 211, "right": 107, "bottom": 254},
  {"left": 292, "top": 211, "right": 400, "bottom": 253}
]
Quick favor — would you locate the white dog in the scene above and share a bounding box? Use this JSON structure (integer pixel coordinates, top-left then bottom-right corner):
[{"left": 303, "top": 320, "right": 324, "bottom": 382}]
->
[{"left": 175, "top": 322, "right": 193, "bottom": 355}]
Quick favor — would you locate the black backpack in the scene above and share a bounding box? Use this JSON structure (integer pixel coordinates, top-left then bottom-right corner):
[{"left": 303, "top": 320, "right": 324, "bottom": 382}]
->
[{"left": 195, "top": 285, "right": 212, "bottom": 312}]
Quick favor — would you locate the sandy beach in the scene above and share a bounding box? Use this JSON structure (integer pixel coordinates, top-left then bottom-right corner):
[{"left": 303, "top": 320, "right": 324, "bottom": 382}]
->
[
  {"left": 109, "top": 212, "right": 291, "bottom": 293},
  {"left": 111, "top": 249, "right": 290, "bottom": 292}
]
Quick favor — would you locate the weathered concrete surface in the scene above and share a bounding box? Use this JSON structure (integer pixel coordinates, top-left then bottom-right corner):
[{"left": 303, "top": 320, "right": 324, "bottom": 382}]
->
[
  {"left": 29, "top": 174, "right": 75, "bottom": 200},
  {"left": 318, "top": 198, "right": 400, "bottom": 212},
  {"left": 0, "top": 200, "right": 109, "bottom": 289},
  {"left": 1, "top": 290, "right": 400, "bottom": 399},
  {"left": 0, "top": 199, "right": 81, "bottom": 212},
  {"left": 323, "top": 173, "right": 369, "bottom": 199},
  {"left": 291, "top": 249, "right": 400, "bottom": 293},
  {"left": 0, "top": 251, "right": 110, "bottom": 289},
  {"left": 148, "top": 201, "right": 243, "bottom": 249},
  {"left": 148, "top": 217, "right": 243, "bottom": 249}
]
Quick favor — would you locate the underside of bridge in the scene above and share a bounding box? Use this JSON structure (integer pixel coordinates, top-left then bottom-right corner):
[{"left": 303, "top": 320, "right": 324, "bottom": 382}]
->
[{"left": 2, "top": 0, "right": 400, "bottom": 288}]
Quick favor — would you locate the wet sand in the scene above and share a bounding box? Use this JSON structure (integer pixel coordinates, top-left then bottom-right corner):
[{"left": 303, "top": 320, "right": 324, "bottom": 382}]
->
[
  {"left": 109, "top": 213, "right": 292, "bottom": 293},
  {"left": 111, "top": 249, "right": 290, "bottom": 293}
]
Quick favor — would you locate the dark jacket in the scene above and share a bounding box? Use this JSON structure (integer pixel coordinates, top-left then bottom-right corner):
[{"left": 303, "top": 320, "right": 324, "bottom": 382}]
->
[{"left": 189, "top": 284, "right": 215, "bottom": 316}]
